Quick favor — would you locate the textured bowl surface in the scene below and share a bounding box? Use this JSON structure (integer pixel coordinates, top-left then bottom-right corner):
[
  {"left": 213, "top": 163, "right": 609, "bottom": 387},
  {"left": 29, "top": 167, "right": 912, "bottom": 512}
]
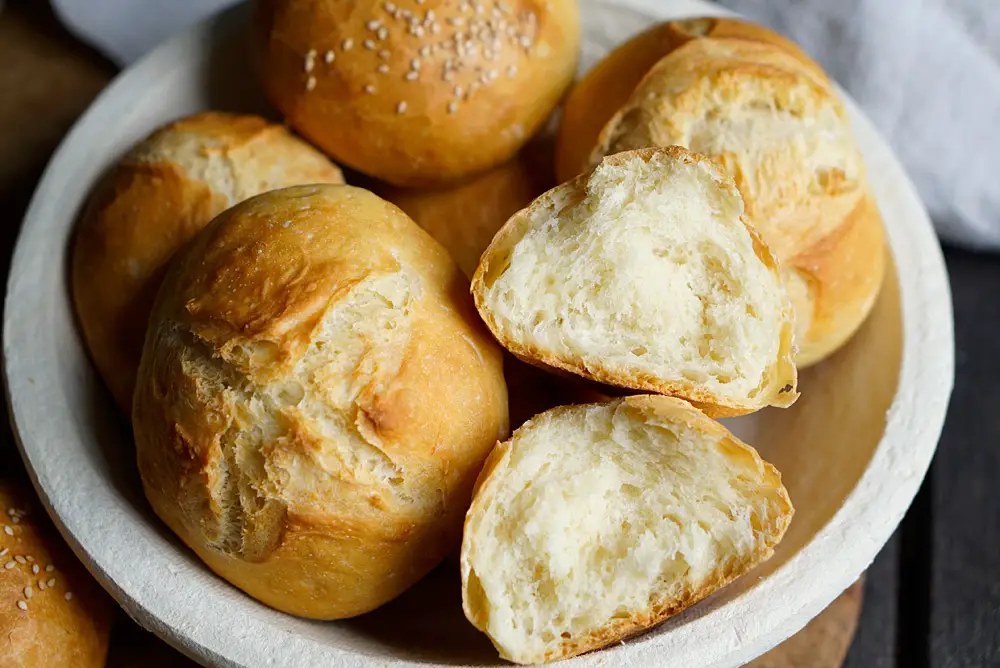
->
[{"left": 3, "top": 1, "right": 952, "bottom": 667}]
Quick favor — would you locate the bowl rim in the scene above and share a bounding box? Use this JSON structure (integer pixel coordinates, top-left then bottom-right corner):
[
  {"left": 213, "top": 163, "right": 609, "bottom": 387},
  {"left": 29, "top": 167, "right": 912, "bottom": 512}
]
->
[{"left": 2, "top": 1, "right": 954, "bottom": 666}]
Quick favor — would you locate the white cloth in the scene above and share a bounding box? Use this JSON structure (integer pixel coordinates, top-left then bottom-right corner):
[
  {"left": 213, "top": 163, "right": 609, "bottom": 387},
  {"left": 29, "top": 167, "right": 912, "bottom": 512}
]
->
[{"left": 49, "top": 0, "right": 1000, "bottom": 250}]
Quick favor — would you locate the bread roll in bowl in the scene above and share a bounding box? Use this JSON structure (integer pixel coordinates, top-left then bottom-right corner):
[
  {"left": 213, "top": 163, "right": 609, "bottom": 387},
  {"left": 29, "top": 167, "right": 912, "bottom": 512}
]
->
[
  {"left": 0, "top": 483, "right": 113, "bottom": 667},
  {"left": 555, "top": 17, "right": 826, "bottom": 183},
  {"left": 473, "top": 147, "right": 798, "bottom": 417},
  {"left": 377, "top": 142, "right": 553, "bottom": 277},
  {"left": 558, "top": 24, "right": 886, "bottom": 367},
  {"left": 461, "top": 396, "right": 793, "bottom": 664},
  {"left": 253, "top": 0, "right": 580, "bottom": 186},
  {"left": 72, "top": 111, "right": 344, "bottom": 412},
  {"left": 133, "top": 184, "right": 508, "bottom": 619}
]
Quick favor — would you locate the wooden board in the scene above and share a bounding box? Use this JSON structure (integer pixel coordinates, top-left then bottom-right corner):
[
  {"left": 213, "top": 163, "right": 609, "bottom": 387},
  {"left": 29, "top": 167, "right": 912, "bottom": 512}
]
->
[{"left": 748, "top": 579, "right": 864, "bottom": 668}]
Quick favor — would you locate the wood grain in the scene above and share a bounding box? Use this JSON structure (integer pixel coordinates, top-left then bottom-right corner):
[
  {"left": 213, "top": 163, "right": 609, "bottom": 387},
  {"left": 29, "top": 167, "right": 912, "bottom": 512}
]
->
[{"left": 748, "top": 578, "right": 864, "bottom": 668}]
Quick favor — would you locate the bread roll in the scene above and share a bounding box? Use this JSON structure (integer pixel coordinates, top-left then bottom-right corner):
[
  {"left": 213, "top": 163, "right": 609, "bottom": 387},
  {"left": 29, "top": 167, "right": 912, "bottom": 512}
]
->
[
  {"left": 377, "top": 142, "right": 553, "bottom": 277},
  {"left": 133, "top": 184, "right": 509, "bottom": 619},
  {"left": 559, "top": 26, "right": 886, "bottom": 366},
  {"left": 555, "top": 17, "right": 826, "bottom": 183},
  {"left": 72, "top": 111, "right": 344, "bottom": 412},
  {"left": 472, "top": 147, "right": 797, "bottom": 417},
  {"left": 253, "top": 0, "right": 580, "bottom": 186},
  {"left": 0, "top": 483, "right": 113, "bottom": 668},
  {"left": 461, "top": 396, "right": 793, "bottom": 664}
]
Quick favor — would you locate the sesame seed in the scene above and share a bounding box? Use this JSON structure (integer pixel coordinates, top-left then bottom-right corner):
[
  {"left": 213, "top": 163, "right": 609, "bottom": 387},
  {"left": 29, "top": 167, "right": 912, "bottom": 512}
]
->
[
  {"left": 306, "top": 75, "right": 317, "bottom": 91},
  {"left": 383, "top": 1, "right": 396, "bottom": 11},
  {"left": 31, "top": 564, "right": 38, "bottom": 575},
  {"left": 10, "top": 517, "right": 18, "bottom": 524},
  {"left": 3, "top": 526, "right": 12, "bottom": 536},
  {"left": 411, "top": 58, "right": 421, "bottom": 70},
  {"left": 378, "top": 49, "right": 391, "bottom": 59},
  {"left": 420, "top": 45, "right": 431, "bottom": 57},
  {"left": 400, "top": 8, "right": 411, "bottom": 18},
  {"left": 396, "top": 101, "right": 408, "bottom": 114},
  {"left": 443, "top": 70, "right": 454, "bottom": 81},
  {"left": 4, "top": 561, "right": 14, "bottom": 570},
  {"left": 16, "top": 600, "right": 26, "bottom": 611},
  {"left": 23, "top": 586, "right": 32, "bottom": 599},
  {"left": 45, "top": 565, "right": 54, "bottom": 573},
  {"left": 25, "top": 556, "right": 32, "bottom": 562},
  {"left": 47, "top": 578, "right": 55, "bottom": 587},
  {"left": 304, "top": 59, "right": 315, "bottom": 73},
  {"left": 342, "top": 38, "right": 354, "bottom": 51},
  {"left": 519, "top": 35, "right": 532, "bottom": 48},
  {"left": 414, "top": 26, "right": 425, "bottom": 36},
  {"left": 426, "top": 9, "right": 435, "bottom": 21},
  {"left": 367, "top": 19, "right": 381, "bottom": 30},
  {"left": 431, "top": 23, "right": 441, "bottom": 34},
  {"left": 37, "top": 580, "right": 46, "bottom": 591},
  {"left": 364, "top": 39, "right": 376, "bottom": 50},
  {"left": 405, "top": 71, "right": 419, "bottom": 81},
  {"left": 14, "top": 556, "right": 26, "bottom": 564},
  {"left": 448, "top": 101, "right": 459, "bottom": 114},
  {"left": 448, "top": 17, "right": 464, "bottom": 26},
  {"left": 324, "top": 50, "right": 335, "bottom": 64},
  {"left": 378, "top": 26, "right": 389, "bottom": 40},
  {"left": 416, "top": 0, "right": 424, "bottom": 4},
  {"left": 378, "top": 63, "right": 390, "bottom": 73},
  {"left": 364, "top": 84, "right": 376, "bottom": 94},
  {"left": 5, "top": 509, "right": 13, "bottom": 516},
  {"left": 0, "top": 548, "right": 7, "bottom": 558},
  {"left": 65, "top": 592, "right": 73, "bottom": 601}
]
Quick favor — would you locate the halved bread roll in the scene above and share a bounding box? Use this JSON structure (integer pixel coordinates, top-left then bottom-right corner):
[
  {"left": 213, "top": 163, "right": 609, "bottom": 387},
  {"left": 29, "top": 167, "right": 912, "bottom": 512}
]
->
[
  {"left": 471, "top": 147, "right": 797, "bottom": 417},
  {"left": 461, "top": 396, "right": 793, "bottom": 664}
]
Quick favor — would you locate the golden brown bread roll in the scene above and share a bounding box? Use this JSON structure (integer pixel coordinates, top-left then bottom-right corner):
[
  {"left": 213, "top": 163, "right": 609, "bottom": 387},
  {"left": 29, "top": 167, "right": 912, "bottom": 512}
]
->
[
  {"left": 376, "top": 141, "right": 554, "bottom": 277},
  {"left": 132, "top": 184, "right": 509, "bottom": 620},
  {"left": 555, "top": 17, "right": 825, "bottom": 183},
  {"left": 473, "top": 147, "right": 797, "bottom": 417},
  {"left": 72, "top": 111, "right": 344, "bottom": 412},
  {"left": 557, "top": 21, "right": 886, "bottom": 367},
  {"left": 0, "top": 483, "right": 114, "bottom": 668},
  {"left": 461, "top": 396, "right": 792, "bottom": 663},
  {"left": 253, "top": 0, "right": 580, "bottom": 186}
]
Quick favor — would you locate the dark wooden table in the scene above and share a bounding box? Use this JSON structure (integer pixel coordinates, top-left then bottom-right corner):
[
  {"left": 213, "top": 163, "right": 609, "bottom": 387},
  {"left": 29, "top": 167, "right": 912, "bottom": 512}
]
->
[
  {"left": 843, "top": 248, "right": 1000, "bottom": 668},
  {"left": 1, "top": 2, "right": 998, "bottom": 667}
]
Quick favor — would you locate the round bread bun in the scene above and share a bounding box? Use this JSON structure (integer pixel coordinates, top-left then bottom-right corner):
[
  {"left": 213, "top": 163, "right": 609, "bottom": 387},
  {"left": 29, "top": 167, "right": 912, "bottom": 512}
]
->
[
  {"left": 376, "top": 139, "right": 554, "bottom": 277},
  {"left": 0, "top": 483, "right": 113, "bottom": 667},
  {"left": 253, "top": 0, "right": 580, "bottom": 186},
  {"left": 555, "top": 16, "right": 827, "bottom": 183},
  {"left": 132, "top": 184, "right": 509, "bottom": 620},
  {"left": 72, "top": 111, "right": 344, "bottom": 413},
  {"left": 472, "top": 147, "right": 798, "bottom": 417},
  {"left": 562, "top": 30, "right": 885, "bottom": 367}
]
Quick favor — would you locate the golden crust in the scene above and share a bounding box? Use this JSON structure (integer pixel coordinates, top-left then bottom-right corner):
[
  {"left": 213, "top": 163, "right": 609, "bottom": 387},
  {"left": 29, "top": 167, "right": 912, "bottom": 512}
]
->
[
  {"left": 0, "top": 484, "right": 113, "bottom": 668},
  {"left": 253, "top": 0, "right": 580, "bottom": 186},
  {"left": 71, "top": 111, "right": 343, "bottom": 412},
  {"left": 555, "top": 16, "right": 828, "bottom": 183},
  {"left": 462, "top": 396, "right": 794, "bottom": 663},
  {"left": 132, "top": 184, "right": 509, "bottom": 619},
  {"left": 559, "top": 28, "right": 885, "bottom": 367},
  {"left": 375, "top": 140, "right": 554, "bottom": 277},
  {"left": 471, "top": 147, "right": 798, "bottom": 417},
  {"left": 787, "top": 192, "right": 887, "bottom": 366}
]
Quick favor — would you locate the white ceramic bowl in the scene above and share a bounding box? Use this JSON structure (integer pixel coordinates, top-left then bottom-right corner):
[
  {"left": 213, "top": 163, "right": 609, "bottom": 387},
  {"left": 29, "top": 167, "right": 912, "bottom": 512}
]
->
[{"left": 3, "top": 1, "right": 953, "bottom": 666}]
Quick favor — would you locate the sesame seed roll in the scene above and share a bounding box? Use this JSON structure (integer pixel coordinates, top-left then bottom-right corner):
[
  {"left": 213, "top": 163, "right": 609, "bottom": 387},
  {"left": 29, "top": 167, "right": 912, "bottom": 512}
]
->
[{"left": 253, "top": 0, "right": 581, "bottom": 186}]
